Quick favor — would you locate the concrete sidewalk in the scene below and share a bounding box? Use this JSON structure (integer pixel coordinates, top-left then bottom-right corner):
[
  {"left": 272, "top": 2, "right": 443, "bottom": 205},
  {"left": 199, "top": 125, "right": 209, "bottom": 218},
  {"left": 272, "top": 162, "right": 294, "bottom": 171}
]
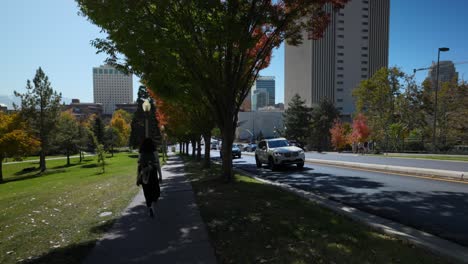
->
[{"left": 83, "top": 155, "right": 217, "bottom": 264}]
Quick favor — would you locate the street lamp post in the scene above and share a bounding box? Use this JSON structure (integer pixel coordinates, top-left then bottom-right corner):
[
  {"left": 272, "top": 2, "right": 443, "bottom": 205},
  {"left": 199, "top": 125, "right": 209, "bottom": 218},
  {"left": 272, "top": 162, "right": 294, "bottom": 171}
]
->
[
  {"left": 433, "top": 47, "right": 449, "bottom": 151},
  {"left": 142, "top": 99, "right": 151, "bottom": 138}
]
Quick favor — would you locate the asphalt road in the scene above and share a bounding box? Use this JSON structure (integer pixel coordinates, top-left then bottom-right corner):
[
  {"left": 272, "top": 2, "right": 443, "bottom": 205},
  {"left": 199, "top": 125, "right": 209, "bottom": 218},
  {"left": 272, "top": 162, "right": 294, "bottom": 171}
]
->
[
  {"left": 210, "top": 151, "right": 468, "bottom": 247},
  {"left": 303, "top": 152, "right": 468, "bottom": 172}
]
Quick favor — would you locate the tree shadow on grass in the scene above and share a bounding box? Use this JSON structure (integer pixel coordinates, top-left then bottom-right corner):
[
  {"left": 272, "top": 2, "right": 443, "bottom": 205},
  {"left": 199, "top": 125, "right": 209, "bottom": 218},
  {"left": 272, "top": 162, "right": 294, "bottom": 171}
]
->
[
  {"left": 185, "top": 160, "right": 450, "bottom": 264},
  {"left": 2, "top": 172, "right": 43, "bottom": 184},
  {"left": 53, "top": 163, "right": 80, "bottom": 169},
  {"left": 24, "top": 219, "right": 118, "bottom": 264},
  {"left": 2, "top": 168, "right": 67, "bottom": 184},
  {"left": 81, "top": 164, "right": 99, "bottom": 169},
  {"left": 14, "top": 166, "right": 40, "bottom": 176},
  {"left": 23, "top": 241, "right": 97, "bottom": 264},
  {"left": 235, "top": 160, "right": 468, "bottom": 248},
  {"left": 127, "top": 154, "right": 139, "bottom": 159}
]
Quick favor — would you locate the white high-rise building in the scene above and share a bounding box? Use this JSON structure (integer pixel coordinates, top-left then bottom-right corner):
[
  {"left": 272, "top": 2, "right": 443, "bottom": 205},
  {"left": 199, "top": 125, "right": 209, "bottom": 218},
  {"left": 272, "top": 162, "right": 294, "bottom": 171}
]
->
[
  {"left": 93, "top": 65, "right": 133, "bottom": 115},
  {"left": 285, "top": 0, "right": 390, "bottom": 118},
  {"left": 251, "top": 76, "right": 276, "bottom": 111}
]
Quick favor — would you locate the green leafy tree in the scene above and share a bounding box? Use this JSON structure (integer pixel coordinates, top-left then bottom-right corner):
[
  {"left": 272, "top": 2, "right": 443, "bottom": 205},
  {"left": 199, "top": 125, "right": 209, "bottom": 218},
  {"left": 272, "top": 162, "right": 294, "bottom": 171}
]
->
[
  {"left": 283, "top": 94, "right": 312, "bottom": 146},
  {"left": 104, "top": 126, "right": 119, "bottom": 157},
  {"left": 353, "top": 67, "right": 406, "bottom": 151},
  {"left": 54, "top": 111, "right": 80, "bottom": 166},
  {"left": 77, "top": 0, "right": 349, "bottom": 181},
  {"left": 309, "top": 98, "right": 340, "bottom": 151},
  {"left": 388, "top": 122, "right": 406, "bottom": 152},
  {"left": 420, "top": 79, "right": 468, "bottom": 150},
  {"left": 91, "top": 132, "right": 106, "bottom": 173},
  {"left": 92, "top": 116, "right": 105, "bottom": 145},
  {"left": 77, "top": 123, "right": 91, "bottom": 162},
  {"left": 14, "top": 67, "right": 62, "bottom": 172},
  {"left": 446, "top": 82, "right": 468, "bottom": 146},
  {"left": 0, "top": 112, "right": 41, "bottom": 182}
]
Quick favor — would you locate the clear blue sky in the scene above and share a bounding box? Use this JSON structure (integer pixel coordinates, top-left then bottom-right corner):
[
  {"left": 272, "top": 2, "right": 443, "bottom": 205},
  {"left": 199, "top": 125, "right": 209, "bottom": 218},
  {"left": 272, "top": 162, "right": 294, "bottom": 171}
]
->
[{"left": 2, "top": 0, "right": 468, "bottom": 105}]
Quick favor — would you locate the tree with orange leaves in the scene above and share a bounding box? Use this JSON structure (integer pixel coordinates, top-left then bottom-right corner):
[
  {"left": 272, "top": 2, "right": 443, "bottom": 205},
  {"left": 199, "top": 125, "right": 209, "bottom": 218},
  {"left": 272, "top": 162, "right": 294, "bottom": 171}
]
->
[
  {"left": 330, "top": 119, "right": 349, "bottom": 152},
  {"left": 349, "top": 113, "right": 371, "bottom": 145},
  {"left": 0, "top": 112, "right": 40, "bottom": 182},
  {"left": 78, "top": 0, "right": 349, "bottom": 181}
]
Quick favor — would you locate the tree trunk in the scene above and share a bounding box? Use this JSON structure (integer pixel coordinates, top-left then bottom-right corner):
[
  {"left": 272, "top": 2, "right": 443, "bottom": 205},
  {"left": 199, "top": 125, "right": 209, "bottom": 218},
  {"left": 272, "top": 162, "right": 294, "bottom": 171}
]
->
[
  {"left": 179, "top": 142, "right": 183, "bottom": 154},
  {"left": 40, "top": 149, "right": 46, "bottom": 172},
  {"left": 202, "top": 132, "right": 211, "bottom": 168},
  {"left": 184, "top": 142, "right": 188, "bottom": 155},
  {"left": 221, "top": 118, "right": 235, "bottom": 182},
  {"left": 79, "top": 150, "right": 82, "bottom": 163},
  {"left": 196, "top": 138, "right": 202, "bottom": 162},
  {"left": 67, "top": 149, "right": 70, "bottom": 166},
  {"left": 191, "top": 140, "right": 196, "bottom": 157},
  {"left": 0, "top": 157, "right": 3, "bottom": 183}
]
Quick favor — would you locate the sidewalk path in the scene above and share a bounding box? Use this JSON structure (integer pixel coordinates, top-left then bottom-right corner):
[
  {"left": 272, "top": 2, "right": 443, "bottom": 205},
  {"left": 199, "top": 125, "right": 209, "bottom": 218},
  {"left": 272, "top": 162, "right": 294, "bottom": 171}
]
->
[
  {"left": 3, "top": 154, "right": 94, "bottom": 165},
  {"left": 83, "top": 155, "right": 217, "bottom": 264}
]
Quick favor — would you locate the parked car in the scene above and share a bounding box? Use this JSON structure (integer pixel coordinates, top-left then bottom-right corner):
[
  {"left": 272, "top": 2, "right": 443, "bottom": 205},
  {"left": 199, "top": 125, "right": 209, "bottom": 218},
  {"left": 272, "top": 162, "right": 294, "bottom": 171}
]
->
[
  {"left": 244, "top": 143, "right": 257, "bottom": 152},
  {"left": 211, "top": 142, "right": 218, "bottom": 150},
  {"left": 234, "top": 143, "right": 244, "bottom": 150},
  {"left": 255, "top": 138, "right": 305, "bottom": 170},
  {"left": 220, "top": 145, "right": 242, "bottom": 159}
]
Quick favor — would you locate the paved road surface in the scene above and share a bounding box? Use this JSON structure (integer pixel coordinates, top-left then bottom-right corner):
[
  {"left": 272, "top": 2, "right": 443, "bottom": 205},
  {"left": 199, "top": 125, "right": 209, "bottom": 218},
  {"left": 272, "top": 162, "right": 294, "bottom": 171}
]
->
[
  {"left": 210, "top": 151, "right": 468, "bottom": 247},
  {"left": 303, "top": 152, "right": 468, "bottom": 172}
]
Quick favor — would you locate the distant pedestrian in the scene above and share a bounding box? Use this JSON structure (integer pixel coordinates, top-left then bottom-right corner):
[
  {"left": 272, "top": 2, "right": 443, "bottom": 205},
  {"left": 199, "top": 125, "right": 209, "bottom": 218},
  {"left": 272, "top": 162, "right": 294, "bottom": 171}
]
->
[
  {"left": 358, "top": 142, "right": 364, "bottom": 154},
  {"left": 137, "top": 138, "right": 162, "bottom": 218},
  {"left": 364, "top": 141, "right": 369, "bottom": 153}
]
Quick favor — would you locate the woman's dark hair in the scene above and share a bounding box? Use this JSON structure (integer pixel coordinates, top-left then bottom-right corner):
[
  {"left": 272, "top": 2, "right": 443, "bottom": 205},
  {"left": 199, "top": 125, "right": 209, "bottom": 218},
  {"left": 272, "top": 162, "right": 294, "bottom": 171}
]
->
[{"left": 139, "top": 138, "right": 156, "bottom": 153}]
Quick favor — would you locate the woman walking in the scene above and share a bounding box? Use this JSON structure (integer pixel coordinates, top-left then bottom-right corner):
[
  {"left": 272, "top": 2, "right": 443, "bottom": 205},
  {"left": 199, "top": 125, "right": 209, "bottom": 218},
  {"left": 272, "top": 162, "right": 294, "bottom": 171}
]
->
[{"left": 137, "top": 138, "right": 162, "bottom": 217}]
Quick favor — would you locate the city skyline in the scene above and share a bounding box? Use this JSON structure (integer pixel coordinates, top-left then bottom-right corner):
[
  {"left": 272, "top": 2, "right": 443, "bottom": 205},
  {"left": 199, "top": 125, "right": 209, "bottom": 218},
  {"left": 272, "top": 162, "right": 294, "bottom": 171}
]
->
[{"left": 2, "top": 1, "right": 468, "bottom": 107}]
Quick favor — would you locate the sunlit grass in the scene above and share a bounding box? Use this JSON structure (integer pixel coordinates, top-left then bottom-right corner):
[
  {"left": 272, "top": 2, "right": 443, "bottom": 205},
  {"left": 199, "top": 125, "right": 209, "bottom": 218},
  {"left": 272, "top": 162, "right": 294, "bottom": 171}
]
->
[
  {"left": 0, "top": 153, "right": 141, "bottom": 264},
  {"left": 183, "top": 156, "right": 450, "bottom": 264}
]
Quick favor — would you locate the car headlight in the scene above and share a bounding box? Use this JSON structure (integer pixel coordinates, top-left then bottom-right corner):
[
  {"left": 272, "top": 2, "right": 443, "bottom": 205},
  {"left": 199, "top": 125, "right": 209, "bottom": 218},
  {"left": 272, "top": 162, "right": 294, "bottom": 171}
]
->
[
  {"left": 299, "top": 150, "right": 304, "bottom": 154},
  {"left": 273, "top": 152, "right": 283, "bottom": 156}
]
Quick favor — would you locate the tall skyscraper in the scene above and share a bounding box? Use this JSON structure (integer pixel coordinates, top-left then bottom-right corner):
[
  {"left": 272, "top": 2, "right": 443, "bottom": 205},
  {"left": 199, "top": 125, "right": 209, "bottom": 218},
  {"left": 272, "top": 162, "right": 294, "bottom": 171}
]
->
[
  {"left": 93, "top": 65, "right": 133, "bottom": 115},
  {"left": 251, "top": 76, "right": 275, "bottom": 111},
  {"left": 427, "top": 61, "right": 458, "bottom": 87},
  {"left": 285, "top": 0, "right": 390, "bottom": 117}
]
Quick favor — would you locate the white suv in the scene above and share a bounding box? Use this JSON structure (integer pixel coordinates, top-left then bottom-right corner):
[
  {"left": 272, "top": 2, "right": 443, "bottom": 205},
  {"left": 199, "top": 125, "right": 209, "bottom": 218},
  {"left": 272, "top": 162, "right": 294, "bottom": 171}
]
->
[{"left": 255, "top": 138, "right": 305, "bottom": 170}]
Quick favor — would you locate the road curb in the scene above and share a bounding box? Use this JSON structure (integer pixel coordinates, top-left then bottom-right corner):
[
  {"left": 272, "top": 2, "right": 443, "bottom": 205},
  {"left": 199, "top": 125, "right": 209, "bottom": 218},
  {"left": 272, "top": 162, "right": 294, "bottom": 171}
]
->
[
  {"left": 304, "top": 158, "right": 467, "bottom": 180},
  {"left": 233, "top": 166, "right": 468, "bottom": 263},
  {"left": 242, "top": 152, "right": 467, "bottom": 181}
]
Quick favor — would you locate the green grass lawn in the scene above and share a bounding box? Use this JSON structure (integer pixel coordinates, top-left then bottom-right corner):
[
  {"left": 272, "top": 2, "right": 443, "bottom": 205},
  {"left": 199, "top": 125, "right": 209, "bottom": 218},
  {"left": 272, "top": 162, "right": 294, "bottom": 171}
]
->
[
  {"left": 183, "top": 157, "right": 451, "bottom": 264},
  {"left": 0, "top": 153, "right": 142, "bottom": 264}
]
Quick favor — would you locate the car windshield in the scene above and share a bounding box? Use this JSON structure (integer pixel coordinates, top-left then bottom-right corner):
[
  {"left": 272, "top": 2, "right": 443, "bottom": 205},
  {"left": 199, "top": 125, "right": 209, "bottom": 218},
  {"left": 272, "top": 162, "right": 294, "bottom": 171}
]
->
[{"left": 268, "top": 140, "right": 289, "bottom": 148}]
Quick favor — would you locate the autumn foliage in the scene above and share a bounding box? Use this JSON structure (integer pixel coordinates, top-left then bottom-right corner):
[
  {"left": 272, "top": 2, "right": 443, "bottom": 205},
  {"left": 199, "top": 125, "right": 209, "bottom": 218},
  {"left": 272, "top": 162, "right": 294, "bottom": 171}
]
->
[
  {"left": 0, "top": 112, "right": 40, "bottom": 181},
  {"left": 349, "top": 113, "right": 371, "bottom": 143},
  {"left": 147, "top": 88, "right": 167, "bottom": 129},
  {"left": 110, "top": 110, "right": 131, "bottom": 147},
  {"left": 330, "top": 119, "right": 348, "bottom": 151}
]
